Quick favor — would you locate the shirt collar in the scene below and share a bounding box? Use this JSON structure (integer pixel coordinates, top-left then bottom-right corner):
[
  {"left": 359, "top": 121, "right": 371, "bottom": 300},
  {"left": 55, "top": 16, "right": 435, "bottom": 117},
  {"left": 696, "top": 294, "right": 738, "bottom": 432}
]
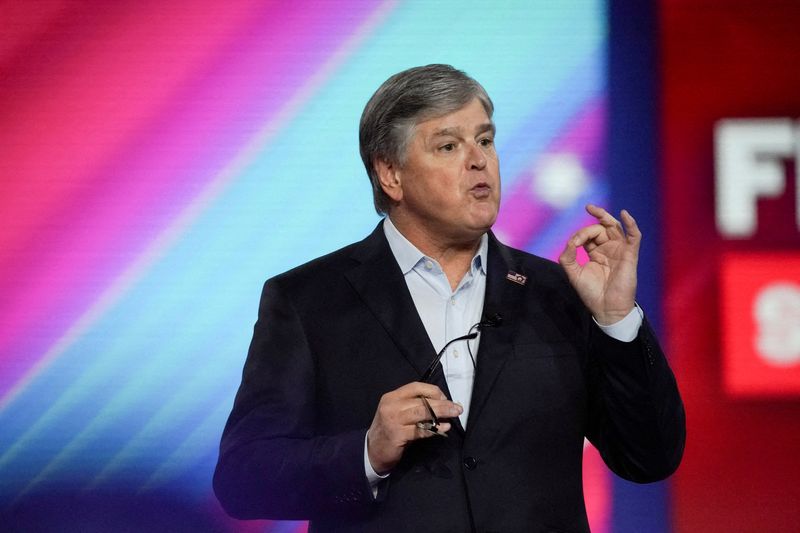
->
[{"left": 383, "top": 216, "right": 488, "bottom": 276}]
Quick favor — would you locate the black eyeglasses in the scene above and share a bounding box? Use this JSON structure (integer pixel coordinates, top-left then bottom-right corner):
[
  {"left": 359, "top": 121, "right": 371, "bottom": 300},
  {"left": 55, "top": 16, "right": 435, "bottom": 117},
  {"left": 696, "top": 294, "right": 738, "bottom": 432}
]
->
[
  {"left": 416, "top": 314, "right": 502, "bottom": 436},
  {"left": 420, "top": 313, "right": 502, "bottom": 383},
  {"left": 420, "top": 330, "right": 478, "bottom": 383},
  {"left": 415, "top": 395, "right": 447, "bottom": 437}
]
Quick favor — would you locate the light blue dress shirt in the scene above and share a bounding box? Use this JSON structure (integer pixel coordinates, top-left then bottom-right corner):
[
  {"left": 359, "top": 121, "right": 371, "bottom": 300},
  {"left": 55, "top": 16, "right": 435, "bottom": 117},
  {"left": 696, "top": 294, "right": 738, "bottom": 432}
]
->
[{"left": 383, "top": 216, "right": 488, "bottom": 427}]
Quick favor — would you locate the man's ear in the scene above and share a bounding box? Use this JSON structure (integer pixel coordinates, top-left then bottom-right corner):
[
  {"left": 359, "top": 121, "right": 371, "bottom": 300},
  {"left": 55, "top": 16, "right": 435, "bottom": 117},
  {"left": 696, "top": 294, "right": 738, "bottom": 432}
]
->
[{"left": 375, "top": 158, "right": 403, "bottom": 202}]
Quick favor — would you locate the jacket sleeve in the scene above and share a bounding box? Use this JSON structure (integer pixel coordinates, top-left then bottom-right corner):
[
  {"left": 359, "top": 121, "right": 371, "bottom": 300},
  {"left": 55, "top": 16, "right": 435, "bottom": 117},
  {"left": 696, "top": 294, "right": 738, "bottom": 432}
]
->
[
  {"left": 585, "top": 318, "right": 686, "bottom": 483},
  {"left": 213, "top": 279, "right": 374, "bottom": 520}
]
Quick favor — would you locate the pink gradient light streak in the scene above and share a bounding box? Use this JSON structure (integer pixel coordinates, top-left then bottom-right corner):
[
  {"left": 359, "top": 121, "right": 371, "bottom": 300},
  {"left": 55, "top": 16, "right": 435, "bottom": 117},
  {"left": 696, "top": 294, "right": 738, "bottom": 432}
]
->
[
  {"left": 494, "top": 98, "right": 606, "bottom": 249},
  {"left": 0, "top": 0, "right": 398, "bottom": 409}
]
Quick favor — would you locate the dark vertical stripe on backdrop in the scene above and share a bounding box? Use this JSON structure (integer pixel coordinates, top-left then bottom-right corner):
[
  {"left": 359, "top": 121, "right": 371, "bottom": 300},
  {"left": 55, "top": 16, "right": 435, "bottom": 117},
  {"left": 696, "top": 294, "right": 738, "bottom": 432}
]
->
[{"left": 609, "top": 1, "right": 671, "bottom": 532}]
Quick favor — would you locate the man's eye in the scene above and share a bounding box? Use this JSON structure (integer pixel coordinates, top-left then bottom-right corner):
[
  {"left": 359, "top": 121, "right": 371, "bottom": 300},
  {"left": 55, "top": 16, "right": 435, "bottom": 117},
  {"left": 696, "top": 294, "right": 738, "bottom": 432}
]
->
[
  {"left": 479, "top": 137, "right": 494, "bottom": 147},
  {"left": 440, "top": 143, "right": 455, "bottom": 152}
]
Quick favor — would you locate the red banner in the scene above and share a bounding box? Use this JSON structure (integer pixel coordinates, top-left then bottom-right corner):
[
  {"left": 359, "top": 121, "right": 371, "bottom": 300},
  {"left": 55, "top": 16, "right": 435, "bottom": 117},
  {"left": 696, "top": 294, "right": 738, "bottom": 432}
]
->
[{"left": 661, "top": 1, "right": 800, "bottom": 531}]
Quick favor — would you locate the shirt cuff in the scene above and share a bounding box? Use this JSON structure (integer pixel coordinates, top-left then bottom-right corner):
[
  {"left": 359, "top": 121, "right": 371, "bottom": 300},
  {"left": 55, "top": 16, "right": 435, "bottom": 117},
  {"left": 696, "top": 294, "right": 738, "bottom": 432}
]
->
[
  {"left": 593, "top": 304, "right": 643, "bottom": 343},
  {"left": 364, "top": 430, "right": 389, "bottom": 497}
]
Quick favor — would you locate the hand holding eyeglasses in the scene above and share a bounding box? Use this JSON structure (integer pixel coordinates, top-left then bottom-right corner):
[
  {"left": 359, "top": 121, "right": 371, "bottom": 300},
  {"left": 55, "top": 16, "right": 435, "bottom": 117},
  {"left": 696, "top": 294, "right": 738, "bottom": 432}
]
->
[{"left": 366, "top": 382, "right": 463, "bottom": 475}]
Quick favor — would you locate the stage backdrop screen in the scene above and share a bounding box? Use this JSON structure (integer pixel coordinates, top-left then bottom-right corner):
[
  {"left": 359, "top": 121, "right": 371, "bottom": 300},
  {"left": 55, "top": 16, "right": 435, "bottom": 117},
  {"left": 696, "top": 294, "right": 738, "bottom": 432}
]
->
[{"left": 0, "top": 1, "right": 613, "bottom": 531}]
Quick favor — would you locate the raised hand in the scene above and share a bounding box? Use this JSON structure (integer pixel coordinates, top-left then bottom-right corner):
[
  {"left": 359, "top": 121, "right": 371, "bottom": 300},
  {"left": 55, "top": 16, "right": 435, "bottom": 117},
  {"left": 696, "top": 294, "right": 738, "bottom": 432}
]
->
[{"left": 558, "top": 204, "right": 640, "bottom": 325}]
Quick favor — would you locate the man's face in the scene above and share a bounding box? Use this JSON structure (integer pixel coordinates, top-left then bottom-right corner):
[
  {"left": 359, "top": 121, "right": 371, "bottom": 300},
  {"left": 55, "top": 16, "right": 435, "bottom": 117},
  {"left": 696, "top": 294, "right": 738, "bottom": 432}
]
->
[{"left": 388, "top": 98, "right": 500, "bottom": 243}]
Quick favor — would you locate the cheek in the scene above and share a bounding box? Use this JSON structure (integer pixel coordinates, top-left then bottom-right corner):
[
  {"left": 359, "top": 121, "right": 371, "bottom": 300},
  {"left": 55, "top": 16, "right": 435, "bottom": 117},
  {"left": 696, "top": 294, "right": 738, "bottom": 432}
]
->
[
  {"left": 404, "top": 176, "right": 449, "bottom": 208},
  {"left": 418, "top": 171, "right": 456, "bottom": 196},
  {"left": 488, "top": 156, "right": 501, "bottom": 177}
]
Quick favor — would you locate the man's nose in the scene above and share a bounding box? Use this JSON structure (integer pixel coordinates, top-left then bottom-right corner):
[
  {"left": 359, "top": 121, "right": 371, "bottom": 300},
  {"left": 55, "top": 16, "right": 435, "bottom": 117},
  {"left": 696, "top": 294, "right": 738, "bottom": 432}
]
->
[{"left": 466, "top": 142, "right": 487, "bottom": 170}]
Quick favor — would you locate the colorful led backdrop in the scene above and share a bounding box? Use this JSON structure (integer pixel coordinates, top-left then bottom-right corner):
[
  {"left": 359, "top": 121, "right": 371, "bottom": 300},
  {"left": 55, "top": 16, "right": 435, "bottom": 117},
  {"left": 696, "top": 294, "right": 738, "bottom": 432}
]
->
[{"left": 0, "top": 1, "right": 626, "bottom": 531}]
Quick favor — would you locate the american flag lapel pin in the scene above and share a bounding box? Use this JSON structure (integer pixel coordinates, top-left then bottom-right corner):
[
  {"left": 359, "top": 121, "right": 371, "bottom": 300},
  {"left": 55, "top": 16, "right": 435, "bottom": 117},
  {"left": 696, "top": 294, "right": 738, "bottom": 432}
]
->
[{"left": 506, "top": 271, "right": 527, "bottom": 285}]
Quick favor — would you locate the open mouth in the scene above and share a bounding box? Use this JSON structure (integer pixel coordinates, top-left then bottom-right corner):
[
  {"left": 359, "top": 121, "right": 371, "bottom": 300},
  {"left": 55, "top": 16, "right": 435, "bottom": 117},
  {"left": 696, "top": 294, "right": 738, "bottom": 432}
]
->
[{"left": 471, "top": 182, "right": 491, "bottom": 198}]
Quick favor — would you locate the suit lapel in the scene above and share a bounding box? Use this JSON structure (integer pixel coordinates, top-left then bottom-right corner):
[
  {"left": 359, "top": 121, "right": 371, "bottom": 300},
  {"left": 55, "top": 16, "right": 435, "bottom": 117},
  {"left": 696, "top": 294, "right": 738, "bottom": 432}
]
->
[
  {"left": 466, "top": 233, "right": 527, "bottom": 431},
  {"left": 344, "top": 224, "right": 532, "bottom": 432},
  {"left": 344, "top": 223, "right": 453, "bottom": 398}
]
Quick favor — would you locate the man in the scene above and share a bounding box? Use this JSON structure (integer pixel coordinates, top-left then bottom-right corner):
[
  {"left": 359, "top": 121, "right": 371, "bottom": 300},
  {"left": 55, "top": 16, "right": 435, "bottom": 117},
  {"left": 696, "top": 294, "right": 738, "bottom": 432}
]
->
[{"left": 214, "top": 65, "right": 685, "bottom": 532}]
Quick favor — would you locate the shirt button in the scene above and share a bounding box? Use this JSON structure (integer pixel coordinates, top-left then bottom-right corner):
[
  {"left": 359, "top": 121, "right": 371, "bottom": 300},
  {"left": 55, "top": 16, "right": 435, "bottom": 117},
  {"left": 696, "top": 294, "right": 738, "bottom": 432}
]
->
[
  {"left": 450, "top": 297, "right": 456, "bottom": 305},
  {"left": 453, "top": 349, "right": 459, "bottom": 358},
  {"left": 463, "top": 456, "right": 478, "bottom": 470},
  {"left": 424, "top": 260, "right": 433, "bottom": 270}
]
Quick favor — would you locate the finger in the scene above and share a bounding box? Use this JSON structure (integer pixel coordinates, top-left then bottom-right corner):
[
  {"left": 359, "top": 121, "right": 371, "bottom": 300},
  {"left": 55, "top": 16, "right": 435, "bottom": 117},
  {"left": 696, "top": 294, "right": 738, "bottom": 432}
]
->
[
  {"left": 424, "top": 398, "right": 464, "bottom": 419},
  {"left": 559, "top": 235, "right": 576, "bottom": 264},
  {"left": 415, "top": 421, "right": 452, "bottom": 439},
  {"left": 390, "top": 400, "right": 431, "bottom": 427},
  {"left": 620, "top": 209, "right": 642, "bottom": 244},
  {"left": 558, "top": 235, "right": 579, "bottom": 284},
  {"left": 419, "top": 396, "right": 443, "bottom": 426},
  {"left": 585, "top": 204, "right": 623, "bottom": 237},
  {"left": 397, "top": 399, "right": 462, "bottom": 426},
  {"left": 569, "top": 224, "right": 609, "bottom": 248},
  {"left": 412, "top": 382, "right": 448, "bottom": 401},
  {"left": 583, "top": 240, "right": 600, "bottom": 255},
  {"left": 391, "top": 382, "right": 448, "bottom": 401}
]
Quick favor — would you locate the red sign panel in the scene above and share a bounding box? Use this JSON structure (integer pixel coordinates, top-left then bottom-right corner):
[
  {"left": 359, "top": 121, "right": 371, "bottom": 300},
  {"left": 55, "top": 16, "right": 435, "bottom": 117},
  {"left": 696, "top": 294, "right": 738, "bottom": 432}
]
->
[{"left": 721, "top": 252, "right": 800, "bottom": 396}]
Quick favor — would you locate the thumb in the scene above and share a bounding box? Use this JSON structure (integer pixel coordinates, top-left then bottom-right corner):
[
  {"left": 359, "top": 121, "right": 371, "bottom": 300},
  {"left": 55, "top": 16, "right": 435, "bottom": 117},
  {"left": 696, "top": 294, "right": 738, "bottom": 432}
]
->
[{"left": 558, "top": 237, "right": 581, "bottom": 283}]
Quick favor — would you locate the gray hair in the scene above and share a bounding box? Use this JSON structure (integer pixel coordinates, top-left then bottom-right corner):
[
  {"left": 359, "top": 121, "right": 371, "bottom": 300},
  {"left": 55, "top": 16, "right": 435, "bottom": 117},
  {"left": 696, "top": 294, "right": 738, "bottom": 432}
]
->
[{"left": 359, "top": 64, "right": 494, "bottom": 215}]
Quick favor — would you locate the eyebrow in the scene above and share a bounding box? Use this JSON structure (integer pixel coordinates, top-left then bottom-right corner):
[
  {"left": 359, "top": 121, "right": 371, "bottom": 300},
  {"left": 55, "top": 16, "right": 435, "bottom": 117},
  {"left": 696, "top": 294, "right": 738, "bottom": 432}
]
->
[
  {"left": 476, "top": 122, "right": 496, "bottom": 136},
  {"left": 431, "top": 122, "right": 496, "bottom": 138}
]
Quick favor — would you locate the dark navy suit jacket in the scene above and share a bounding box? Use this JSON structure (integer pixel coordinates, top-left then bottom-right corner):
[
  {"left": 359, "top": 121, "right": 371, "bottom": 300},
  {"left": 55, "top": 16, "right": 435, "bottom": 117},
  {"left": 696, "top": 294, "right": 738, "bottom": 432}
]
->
[{"left": 213, "top": 224, "right": 685, "bottom": 532}]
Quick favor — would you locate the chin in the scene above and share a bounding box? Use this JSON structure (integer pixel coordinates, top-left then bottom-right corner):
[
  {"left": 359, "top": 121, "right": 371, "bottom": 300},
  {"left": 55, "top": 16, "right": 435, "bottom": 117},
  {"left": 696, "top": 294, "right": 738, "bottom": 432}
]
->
[
  {"left": 466, "top": 218, "right": 496, "bottom": 236},
  {"left": 473, "top": 210, "right": 499, "bottom": 230}
]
